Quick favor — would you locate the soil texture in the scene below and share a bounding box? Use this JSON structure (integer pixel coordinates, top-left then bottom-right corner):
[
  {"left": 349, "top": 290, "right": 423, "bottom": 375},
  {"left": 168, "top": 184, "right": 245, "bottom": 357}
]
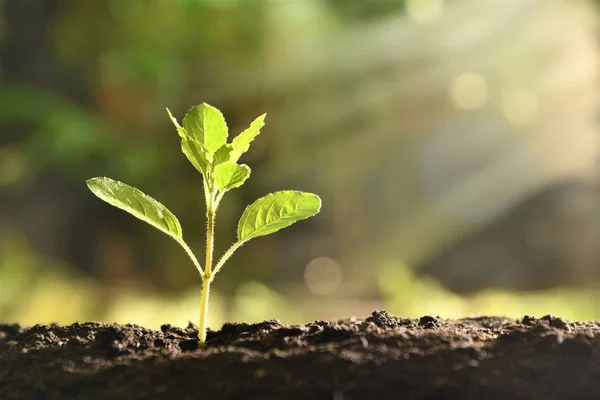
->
[{"left": 1, "top": 311, "right": 600, "bottom": 399}]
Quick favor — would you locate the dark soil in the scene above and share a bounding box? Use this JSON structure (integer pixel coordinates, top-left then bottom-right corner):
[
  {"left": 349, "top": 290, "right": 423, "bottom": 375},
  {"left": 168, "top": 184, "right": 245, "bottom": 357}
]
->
[{"left": 1, "top": 311, "right": 600, "bottom": 399}]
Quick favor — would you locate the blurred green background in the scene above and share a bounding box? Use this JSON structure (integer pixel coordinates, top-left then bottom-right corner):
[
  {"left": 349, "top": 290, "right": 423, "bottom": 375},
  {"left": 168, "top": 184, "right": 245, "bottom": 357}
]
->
[{"left": 0, "top": 0, "right": 599, "bottom": 329}]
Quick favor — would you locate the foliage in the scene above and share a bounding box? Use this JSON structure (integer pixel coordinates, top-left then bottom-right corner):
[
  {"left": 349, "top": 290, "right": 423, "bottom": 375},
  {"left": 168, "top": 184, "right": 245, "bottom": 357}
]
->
[{"left": 87, "top": 103, "right": 321, "bottom": 344}]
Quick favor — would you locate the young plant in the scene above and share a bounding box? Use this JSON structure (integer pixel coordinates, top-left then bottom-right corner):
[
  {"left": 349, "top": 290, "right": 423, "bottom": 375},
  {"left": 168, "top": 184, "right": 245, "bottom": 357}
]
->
[{"left": 87, "top": 103, "right": 321, "bottom": 345}]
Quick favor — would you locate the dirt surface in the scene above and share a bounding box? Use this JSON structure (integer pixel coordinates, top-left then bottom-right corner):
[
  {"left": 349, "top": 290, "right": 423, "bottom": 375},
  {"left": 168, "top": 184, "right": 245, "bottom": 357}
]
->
[{"left": 1, "top": 311, "right": 600, "bottom": 400}]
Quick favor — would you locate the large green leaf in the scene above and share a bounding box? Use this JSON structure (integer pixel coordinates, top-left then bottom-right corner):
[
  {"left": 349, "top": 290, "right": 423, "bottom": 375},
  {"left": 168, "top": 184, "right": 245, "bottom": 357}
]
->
[
  {"left": 230, "top": 113, "right": 266, "bottom": 162},
  {"left": 237, "top": 190, "right": 321, "bottom": 242},
  {"left": 87, "top": 177, "right": 183, "bottom": 241},
  {"left": 214, "top": 162, "right": 251, "bottom": 192},
  {"left": 182, "top": 103, "right": 228, "bottom": 154}
]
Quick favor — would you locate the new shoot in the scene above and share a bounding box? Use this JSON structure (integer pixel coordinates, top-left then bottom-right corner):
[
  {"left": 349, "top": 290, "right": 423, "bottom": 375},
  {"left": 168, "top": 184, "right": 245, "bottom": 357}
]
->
[{"left": 87, "top": 103, "right": 321, "bottom": 345}]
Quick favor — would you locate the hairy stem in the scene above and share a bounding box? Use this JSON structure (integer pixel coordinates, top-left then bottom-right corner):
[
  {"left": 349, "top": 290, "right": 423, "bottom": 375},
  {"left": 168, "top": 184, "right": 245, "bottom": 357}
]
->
[
  {"left": 204, "top": 210, "right": 215, "bottom": 276},
  {"left": 198, "top": 188, "right": 216, "bottom": 345},
  {"left": 198, "top": 276, "right": 211, "bottom": 344}
]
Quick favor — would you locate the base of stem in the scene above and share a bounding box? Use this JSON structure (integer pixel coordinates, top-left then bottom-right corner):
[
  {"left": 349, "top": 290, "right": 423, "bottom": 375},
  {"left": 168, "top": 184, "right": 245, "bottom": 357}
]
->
[{"left": 198, "top": 277, "right": 211, "bottom": 345}]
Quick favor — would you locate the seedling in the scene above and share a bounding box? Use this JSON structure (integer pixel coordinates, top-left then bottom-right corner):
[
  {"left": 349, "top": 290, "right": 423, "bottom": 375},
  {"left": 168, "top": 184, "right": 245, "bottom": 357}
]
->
[{"left": 87, "top": 103, "right": 321, "bottom": 345}]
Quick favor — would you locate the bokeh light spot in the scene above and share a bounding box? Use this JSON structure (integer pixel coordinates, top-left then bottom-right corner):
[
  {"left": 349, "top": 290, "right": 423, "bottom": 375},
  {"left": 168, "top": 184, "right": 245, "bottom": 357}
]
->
[
  {"left": 449, "top": 73, "right": 488, "bottom": 110},
  {"left": 304, "top": 257, "right": 343, "bottom": 296}
]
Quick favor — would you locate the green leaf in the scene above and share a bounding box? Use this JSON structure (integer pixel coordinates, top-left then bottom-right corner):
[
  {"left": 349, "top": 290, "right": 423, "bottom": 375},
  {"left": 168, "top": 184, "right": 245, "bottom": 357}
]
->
[
  {"left": 181, "top": 138, "right": 209, "bottom": 176},
  {"left": 214, "top": 162, "right": 251, "bottom": 192},
  {"left": 166, "top": 108, "right": 187, "bottom": 139},
  {"left": 213, "top": 144, "right": 233, "bottom": 165},
  {"left": 183, "top": 103, "right": 228, "bottom": 154},
  {"left": 230, "top": 113, "right": 266, "bottom": 162},
  {"left": 237, "top": 190, "right": 321, "bottom": 242},
  {"left": 87, "top": 177, "right": 183, "bottom": 241}
]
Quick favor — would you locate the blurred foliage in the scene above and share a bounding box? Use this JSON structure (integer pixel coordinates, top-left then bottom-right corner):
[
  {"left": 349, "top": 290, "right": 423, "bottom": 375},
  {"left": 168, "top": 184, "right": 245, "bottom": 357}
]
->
[
  {"left": 0, "top": 0, "right": 599, "bottom": 327},
  {"left": 325, "top": 0, "right": 407, "bottom": 22},
  {"left": 3, "top": 227, "right": 600, "bottom": 328},
  {"left": 378, "top": 261, "right": 600, "bottom": 321}
]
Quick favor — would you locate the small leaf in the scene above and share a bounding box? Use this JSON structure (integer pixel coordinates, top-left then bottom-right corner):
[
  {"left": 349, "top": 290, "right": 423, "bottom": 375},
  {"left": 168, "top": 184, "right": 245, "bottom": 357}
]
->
[
  {"left": 213, "top": 144, "right": 233, "bottom": 165},
  {"left": 183, "top": 103, "right": 228, "bottom": 154},
  {"left": 231, "top": 113, "right": 266, "bottom": 162},
  {"left": 214, "top": 162, "right": 251, "bottom": 192},
  {"left": 87, "top": 177, "right": 183, "bottom": 241},
  {"left": 166, "top": 108, "right": 187, "bottom": 139},
  {"left": 237, "top": 190, "right": 321, "bottom": 242},
  {"left": 181, "top": 138, "right": 209, "bottom": 176}
]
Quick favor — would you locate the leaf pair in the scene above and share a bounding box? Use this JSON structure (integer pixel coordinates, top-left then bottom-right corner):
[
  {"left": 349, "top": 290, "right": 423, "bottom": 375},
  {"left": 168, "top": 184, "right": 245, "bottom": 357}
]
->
[{"left": 87, "top": 178, "right": 321, "bottom": 248}]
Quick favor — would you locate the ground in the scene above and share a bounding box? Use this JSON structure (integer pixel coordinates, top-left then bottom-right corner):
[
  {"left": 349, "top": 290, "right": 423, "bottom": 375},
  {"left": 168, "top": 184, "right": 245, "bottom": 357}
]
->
[{"left": 1, "top": 311, "right": 599, "bottom": 399}]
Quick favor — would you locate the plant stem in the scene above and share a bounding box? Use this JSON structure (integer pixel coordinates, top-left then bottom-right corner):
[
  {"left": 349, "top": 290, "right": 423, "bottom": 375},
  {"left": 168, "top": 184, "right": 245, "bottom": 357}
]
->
[
  {"left": 198, "top": 275, "right": 211, "bottom": 344},
  {"left": 198, "top": 191, "right": 216, "bottom": 345},
  {"left": 204, "top": 210, "right": 215, "bottom": 276}
]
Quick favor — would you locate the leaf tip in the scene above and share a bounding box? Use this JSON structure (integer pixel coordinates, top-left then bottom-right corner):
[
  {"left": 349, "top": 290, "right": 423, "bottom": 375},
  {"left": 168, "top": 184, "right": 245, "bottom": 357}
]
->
[
  {"left": 166, "top": 107, "right": 184, "bottom": 130},
  {"left": 86, "top": 176, "right": 100, "bottom": 186}
]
